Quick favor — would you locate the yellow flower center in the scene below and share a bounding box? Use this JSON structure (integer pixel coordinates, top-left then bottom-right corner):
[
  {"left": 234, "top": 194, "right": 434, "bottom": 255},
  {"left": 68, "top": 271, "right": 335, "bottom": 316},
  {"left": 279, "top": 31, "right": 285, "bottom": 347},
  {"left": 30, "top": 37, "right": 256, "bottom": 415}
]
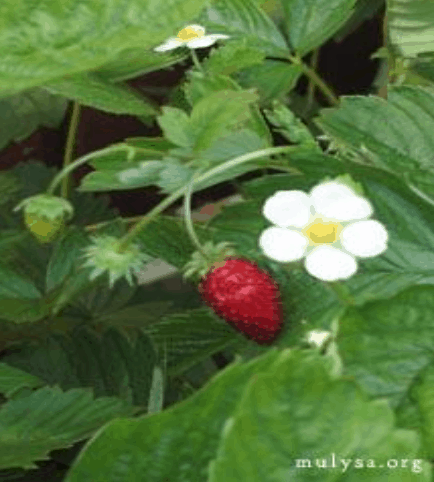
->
[
  {"left": 177, "top": 26, "right": 204, "bottom": 41},
  {"left": 304, "top": 222, "right": 341, "bottom": 244}
]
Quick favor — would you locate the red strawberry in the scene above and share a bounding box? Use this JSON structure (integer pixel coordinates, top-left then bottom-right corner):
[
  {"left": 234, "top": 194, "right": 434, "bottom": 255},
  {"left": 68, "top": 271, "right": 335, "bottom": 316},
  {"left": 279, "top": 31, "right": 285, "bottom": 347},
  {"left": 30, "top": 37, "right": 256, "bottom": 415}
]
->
[{"left": 199, "top": 257, "right": 283, "bottom": 344}]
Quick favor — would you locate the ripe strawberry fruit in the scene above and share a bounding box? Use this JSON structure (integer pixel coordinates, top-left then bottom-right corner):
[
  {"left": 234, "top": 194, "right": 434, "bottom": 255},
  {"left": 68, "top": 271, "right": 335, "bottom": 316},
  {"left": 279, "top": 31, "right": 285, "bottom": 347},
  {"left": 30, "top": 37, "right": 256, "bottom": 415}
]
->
[{"left": 198, "top": 257, "right": 283, "bottom": 344}]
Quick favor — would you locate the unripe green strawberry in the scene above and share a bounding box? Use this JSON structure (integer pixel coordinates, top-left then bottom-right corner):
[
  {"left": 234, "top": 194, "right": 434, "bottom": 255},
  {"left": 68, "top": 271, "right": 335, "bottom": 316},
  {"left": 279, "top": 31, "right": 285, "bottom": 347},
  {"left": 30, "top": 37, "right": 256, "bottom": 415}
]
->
[
  {"left": 14, "top": 194, "right": 74, "bottom": 243},
  {"left": 23, "top": 212, "right": 65, "bottom": 243}
]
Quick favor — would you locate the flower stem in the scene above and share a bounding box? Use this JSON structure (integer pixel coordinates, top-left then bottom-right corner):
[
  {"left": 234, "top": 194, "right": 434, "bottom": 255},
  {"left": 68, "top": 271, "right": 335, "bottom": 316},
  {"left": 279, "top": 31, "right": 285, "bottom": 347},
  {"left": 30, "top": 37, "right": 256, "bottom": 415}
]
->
[
  {"left": 61, "top": 102, "right": 81, "bottom": 199},
  {"left": 190, "top": 49, "right": 204, "bottom": 73},
  {"left": 46, "top": 143, "right": 128, "bottom": 195},
  {"left": 116, "top": 145, "right": 296, "bottom": 252},
  {"left": 328, "top": 282, "right": 355, "bottom": 305},
  {"left": 306, "top": 49, "right": 319, "bottom": 113},
  {"left": 184, "top": 171, "right": 209, "bottom": 259},
  {"left": 289, "top": 54, "right": 339, "bottom": 106}
]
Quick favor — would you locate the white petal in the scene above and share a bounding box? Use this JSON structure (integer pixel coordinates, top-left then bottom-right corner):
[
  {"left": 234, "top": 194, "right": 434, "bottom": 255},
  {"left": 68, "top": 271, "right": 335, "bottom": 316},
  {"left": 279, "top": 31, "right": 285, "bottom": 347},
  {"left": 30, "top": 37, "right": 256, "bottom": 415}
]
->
[
  {"left": 262, "top": 190, "right": 312, "bottom": 228},
  {"left": 186, "top": 34, "right": 229, "bottom": 49},
  {"left": 305, "top": 245, "right": 357, "bottom": 281},
  {"left": 154, "top": 38, "right": 183, "bottom": 52},
  {"left": 310, "top": 181, "right": 373, "bottom": 221},
  {"left": 340, "top": 220, "right": 389, "bottom": 257},
  {"left": 259, "top": 226, "right": 309, "bottom": 262}
]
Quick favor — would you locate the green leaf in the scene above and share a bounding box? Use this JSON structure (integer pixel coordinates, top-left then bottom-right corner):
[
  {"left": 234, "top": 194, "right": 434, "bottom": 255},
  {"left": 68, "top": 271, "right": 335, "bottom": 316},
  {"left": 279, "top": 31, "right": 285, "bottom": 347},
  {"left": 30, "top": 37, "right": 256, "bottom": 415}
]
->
[
  {"left": 137, "top": 215, "right": 210, "bottom": 269},
  {"left": 95, "top": 49, "right": 187, "bottom": 83},
  {"left": 69, "top": 277, "right": 138, "bottom": 318},
  {"left": 0, "top": 385, "right": 135, "bottom": 470},
  {"left": 282, "top": 0, "right": 357, "bottom": 56},
  {"left": 145, "top": 307, "right": 239, "bottom": 377},
  {"left": 0, "top": 363, "right": 44, "bottom": 398},
  {"left": 63, "top": 349, "right": 282, "bottom": 482},
  {"left": 410, "top": 54, "right": 434, "bottom": 83},
  {"left": 0, "top": 89, "right": 67, "bottom": 151},
  {"left": 43, "top": 73, "right": 157, "bottom": 117},
  {"left": 190, "top": 89, "right": 259, "bottom": 152},
  {"left": 78, "top": 160, "right": 165, "bottom": 192},
  {"left": 198, "top": 128, "right": 268, "bottom": 165},
  {"left": 46, "top": 227, "right": 90, "bottom": 293},
  {"left": 410, "top": 364, "right": 434, "bottom": 458},
  {"left": 183, "top": 72, "right": 272, "bottom": 146},
  {"left": 147, "top": 366, "right": 164, "bottom": 414},
  {"left": 334, "top": 0, "right": 385, "bottom": 41},
  {"left": 95, "top": 301, "right": 175, "bottom": 329},
  {"left": 65, "top": 349, "right": 431, "bottom": 481},
  {"left": 0, "top": 265, "right": 41, "bottom": 300},
  {"left": 156, "top": 107, "right": 193, "bottom": 148},
  {"left": 0, "top": 297, "right": 52, "bottom": 324},
  {"left": 197, "top": 0, "right": 289, "bottom": 57},
  {"left": 237, "top": 59, "right": 302, "bottom": 103},
  {"left": 3, "top": 326, "right": 157, "bottom": 408},
  {"left": 264, "top": 99, "right": 320, "bottom": 147},
  {"left": 209, "top": 350, "right": 429, "bottom": 481},
  {"left": 338, "top": 286, "right": 434, "bottom": 407},
  {"left": 388, "top": 0, "right": 434, "bottom": 57},
  {"left": 203, "top": 39, "right": 265, "bottom": 76},
  {"left": 0, "top": 172, "right": 21, "bottom": 207},
  {"left": 124, "top": 137, "right": 177, "bottom": 155},
  {"left": 157, "top": 160, "right": 193, "bottom": 194},
  {"left": 0, "top": 0, "right": 211, "bottom": 97},
  {"left": 316, "top": 85, "right": 434, "bottom": 202}
]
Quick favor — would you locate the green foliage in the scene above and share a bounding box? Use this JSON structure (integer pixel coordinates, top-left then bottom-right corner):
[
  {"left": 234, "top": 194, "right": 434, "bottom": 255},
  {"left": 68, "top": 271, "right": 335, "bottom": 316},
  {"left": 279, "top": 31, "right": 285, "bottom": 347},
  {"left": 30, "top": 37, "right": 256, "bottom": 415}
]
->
[
  {"left": 0, "top": 0, "right": 211, "bottom": 97},
  {"left": 145, "top": 307, "right": 240, "bottom": 377},
  {"left": 0, "top": 385, "right": 135, "bottom": 470},
  {"left": 65, "top": 350, "right": 431, "bottom": 481},
  {"left": 388, "top": 0, "right": 434, "bottom": 58},
  {"left": 338, "top": 286, "right": 434, "bottom": 409},
  {"left": 63, "top": 349, "right": 282, "bottom": 482},
  {"left": 44, "top": 73, "right": 157, "bottom": 117},
  {"left": 0, "top": 363, "right": 44, "bottom": 398},
  {"left": 2, "top": 326, "right": 158, "bottom": 408},
  {"left": 1, "top": 1, "right": 434, "bottom": 478},
  {"left": 281, "top": 0, "right": 358, "bottom": 55},
  {"left": 197, "top": 0, "right": 289, "bottom": 57},
  {"left": 203, "top": 39, "right": 265, "bottom": 76},
  {"left": 264, "top": 100, "right": 320, "bottom": 147},
  {"left": 236, "top": 59, "right": 302, "bottom": 103},
  {"left": 0, "top": 89, "right": 67, "bottom": 151},
  {"left": 316, "top": 85, "right": 434, "bottom": 204}
]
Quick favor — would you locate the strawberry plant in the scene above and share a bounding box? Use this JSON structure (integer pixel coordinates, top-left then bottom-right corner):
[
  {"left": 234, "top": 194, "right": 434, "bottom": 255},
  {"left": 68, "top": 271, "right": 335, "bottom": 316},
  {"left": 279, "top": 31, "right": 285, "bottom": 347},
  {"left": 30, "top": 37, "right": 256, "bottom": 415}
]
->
[{"left": 0, "top": 0, "right": 433, "bottom": 480}]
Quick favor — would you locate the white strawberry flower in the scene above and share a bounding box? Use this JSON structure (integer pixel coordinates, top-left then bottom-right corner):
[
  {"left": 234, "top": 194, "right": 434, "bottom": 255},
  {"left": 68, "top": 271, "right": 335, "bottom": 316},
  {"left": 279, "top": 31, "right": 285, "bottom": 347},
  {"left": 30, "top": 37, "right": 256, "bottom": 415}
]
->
[
  {"left": 154, "top": 24, "right": 230, "bottom": 52},
  {"left": 258, "top": 180, "right": 389, "bottom": 282}
]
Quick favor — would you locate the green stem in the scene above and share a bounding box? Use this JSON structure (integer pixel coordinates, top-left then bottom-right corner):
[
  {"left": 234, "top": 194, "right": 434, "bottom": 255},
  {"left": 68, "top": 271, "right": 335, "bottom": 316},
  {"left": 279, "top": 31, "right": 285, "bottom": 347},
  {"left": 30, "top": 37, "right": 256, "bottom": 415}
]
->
[
  {"left": 328, "top": 282, "right": 355, "bottom": 305},
  {"left": 306, "top": 49, "right": 319, "bottom": 113},
  {"left": 183, "top": 171, "right": 209, "bottom": 259},
  {"left": 190, "top": 49, "right": 204, "bottom": 73},
  {"left": 46, "top": 143, "right": 128, "bottom": 195},
  {"left": 117, "top": 145, "right": 295, "bottom": 251},
  {"left": 289, "top": 54, "right": 339, "bottom": 106},
  {"left": 61, "top": 102, "right": 81, "bottom": 199}
]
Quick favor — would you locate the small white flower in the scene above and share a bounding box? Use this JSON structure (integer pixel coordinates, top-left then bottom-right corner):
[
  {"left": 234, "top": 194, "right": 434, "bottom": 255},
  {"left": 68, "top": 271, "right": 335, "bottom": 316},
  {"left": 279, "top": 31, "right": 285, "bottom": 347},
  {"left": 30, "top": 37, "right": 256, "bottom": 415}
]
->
[
  {"left": 306, "top": 329, "right": 331, "bottom": 348},
  {"left": 154, "top": 24, "right": 230, "bottom": 52},
  {"left": 258, "top": 180, "right": 389, "bottom": 282}
]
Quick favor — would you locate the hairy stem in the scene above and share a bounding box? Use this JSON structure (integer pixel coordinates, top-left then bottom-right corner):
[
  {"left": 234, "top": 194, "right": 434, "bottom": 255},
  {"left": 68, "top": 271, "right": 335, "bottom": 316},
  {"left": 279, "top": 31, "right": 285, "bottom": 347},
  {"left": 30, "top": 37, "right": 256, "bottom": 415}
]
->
[
  {"left": 61, "top": 102, "right": 81, "bottom": 199},
  {"left": 116, "top": 145, "right": 295, "bottom": 251},
  {"left": 289, "top": 54, "right": 339, "bottom": 106}
]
